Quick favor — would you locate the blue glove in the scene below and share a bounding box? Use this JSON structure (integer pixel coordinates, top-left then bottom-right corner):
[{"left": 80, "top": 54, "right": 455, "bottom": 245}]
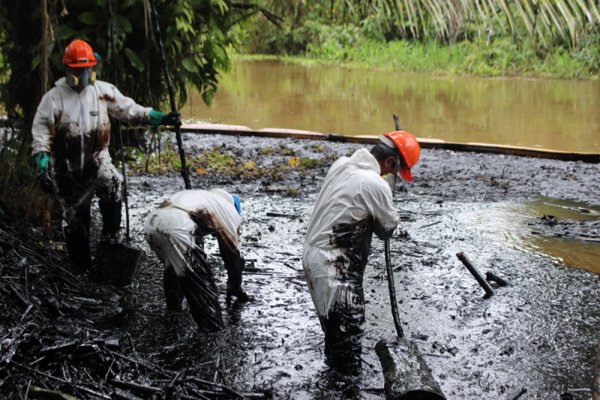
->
[
  {"left": 149, "top": 110, "right": 181, "bottom": 127},
  {"left": 149, "top": 109, "right": 165, "bottom": 126},
  {"left": 34, "top": 152, "right": 53, "bottom": 193},
  {"left": 35, "top": 152, "right": 50, "bottom": 175},
  {"left": 232, "top": 194, "right": 241, "bottom": 215}
]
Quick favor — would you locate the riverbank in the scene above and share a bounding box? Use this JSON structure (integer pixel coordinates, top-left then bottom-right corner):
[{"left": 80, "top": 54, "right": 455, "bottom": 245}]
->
[{"left": 237, "top": 35, "right": 599, "bottom": 80}]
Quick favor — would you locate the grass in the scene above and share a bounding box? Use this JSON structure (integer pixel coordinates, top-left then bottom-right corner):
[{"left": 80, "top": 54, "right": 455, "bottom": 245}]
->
[{"left": 237, "top": 37, "right": 598, "bottom": 80}]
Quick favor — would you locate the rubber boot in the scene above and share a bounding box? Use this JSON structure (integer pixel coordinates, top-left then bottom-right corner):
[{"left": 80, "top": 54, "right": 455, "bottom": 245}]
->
[
  {"left": 65, "top": 225, "right": 92, "bottom": 270},
  {"left": 99, "top": 199, "right": 122, "bottom": 239},
  {"left": 164, "top": 265, "right": 185, "bottom": 311}
]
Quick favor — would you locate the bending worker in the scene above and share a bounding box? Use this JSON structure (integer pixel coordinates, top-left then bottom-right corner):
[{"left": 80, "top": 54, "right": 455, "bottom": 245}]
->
[
  {"left": 144, "top": 188, "right": 248, "bottom": 332},
  {"left": 302, "top": 131, "right": 420, "bottom": 376},
  {"left": 31, "top": 39, "right": 179, "bottom": 269}
]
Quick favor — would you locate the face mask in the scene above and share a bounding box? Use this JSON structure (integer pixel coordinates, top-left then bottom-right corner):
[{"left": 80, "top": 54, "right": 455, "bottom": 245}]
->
[{"left": 66, "top": 68, "right": 96, "bottom": 90}]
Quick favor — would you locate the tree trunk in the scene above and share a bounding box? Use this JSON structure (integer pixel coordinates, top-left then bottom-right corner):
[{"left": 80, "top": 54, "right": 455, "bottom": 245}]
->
[{"left": 375, "top": 339, "right": 446, "bottom": 400}]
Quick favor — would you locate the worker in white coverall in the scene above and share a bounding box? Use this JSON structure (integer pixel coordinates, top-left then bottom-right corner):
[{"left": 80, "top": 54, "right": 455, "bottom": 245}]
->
[
  {"left": 31, "top": 39, "right": 179, "bottom": 270},
  {"left": 302, "top": 131, "right": 421, "bottom": 376},
  {"left": 144, "top": 188, "right": 249, "bottom": 332}
]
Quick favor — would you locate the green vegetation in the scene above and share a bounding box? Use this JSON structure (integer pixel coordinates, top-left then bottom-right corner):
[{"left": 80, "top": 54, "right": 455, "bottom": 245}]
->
[
  {"left": 239, "top": 1, "right": 600, "bottom": 79},
  {"left": 0, "top": 0, "right": 276, "bottom": 218},
  {"left": 129, "top": 142, "right": 329, "bottom": 186}
]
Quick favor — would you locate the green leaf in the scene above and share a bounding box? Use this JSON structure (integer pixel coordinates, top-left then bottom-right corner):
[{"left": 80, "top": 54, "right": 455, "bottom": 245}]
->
[
  {"left": 116, "top": 15, "right": 133, "bottom": 34},
  {"left": 124, "top": 48, "right": 144, "bottom": 72},
  {"left": 78, "top": 11, "right": 97, "bottom": 25},
  {"left": 181, "top": 57, "right": 199, "bottom": 73}
]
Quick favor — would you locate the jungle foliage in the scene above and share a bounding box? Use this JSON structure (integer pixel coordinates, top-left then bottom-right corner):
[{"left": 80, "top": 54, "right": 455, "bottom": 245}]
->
[
  {"left": 0, "top": 0, "right": 276, "bottom": 217},
  {"left": 241, "top": 0, "right": 600, "bottom": 77}
]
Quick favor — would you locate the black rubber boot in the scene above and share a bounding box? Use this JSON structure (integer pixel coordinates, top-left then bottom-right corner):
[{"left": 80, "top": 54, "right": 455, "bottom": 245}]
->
[
  {"left": 163, "top": 265, "right": 185, "bottom": 311},
  {"left": 99, "top": 199, "right": 122, "bottom": 237},
  {"left": 65, "top": 225, "right": 92, "bottom": 270}
]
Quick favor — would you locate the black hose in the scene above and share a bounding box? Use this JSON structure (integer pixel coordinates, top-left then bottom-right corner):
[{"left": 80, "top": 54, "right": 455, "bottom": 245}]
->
[{"left": 149, "top": 0, "right": 192, "bottom": 190}]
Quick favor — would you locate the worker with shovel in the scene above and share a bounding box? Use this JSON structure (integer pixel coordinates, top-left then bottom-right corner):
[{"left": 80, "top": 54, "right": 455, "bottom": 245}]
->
[
  {"left": 144, "top": 188, "right": 249, "bottom": 332},
  {"left": 31, "top": 39, "right": 179, "bottom": 270},
  {"left": 302, "top": 131, "right": 420, "bottom": 376}
]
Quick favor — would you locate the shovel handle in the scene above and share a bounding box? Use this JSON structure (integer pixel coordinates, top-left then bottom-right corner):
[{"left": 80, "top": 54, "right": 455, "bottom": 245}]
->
[{"left": 385, "top": 239, "right": 404, "bottom": 338}]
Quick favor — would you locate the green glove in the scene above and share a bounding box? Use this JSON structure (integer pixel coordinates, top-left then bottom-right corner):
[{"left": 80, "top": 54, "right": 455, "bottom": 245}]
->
[
  {"left": 149, "top": 109, "right": 166, "bottom": 126},
  {"left": 35, "top": 152, "right": 51, "bottom": 175}
]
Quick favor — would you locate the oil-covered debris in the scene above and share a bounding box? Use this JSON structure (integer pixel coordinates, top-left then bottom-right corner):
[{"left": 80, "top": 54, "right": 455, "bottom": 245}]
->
[
  {"left": 0, "top": 207, "right": 271, "bottom": 399},
  {"left": 1, "top": 132, "right": 600, "bottom": 399}
]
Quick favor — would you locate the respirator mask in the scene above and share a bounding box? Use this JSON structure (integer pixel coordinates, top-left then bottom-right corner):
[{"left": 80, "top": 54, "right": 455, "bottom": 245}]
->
[
  {"left": 382, "top": 155, "right": 407, "bottom": 193},
  {"left": 66, "top": 67, "right": 96, "bottom": 90}
]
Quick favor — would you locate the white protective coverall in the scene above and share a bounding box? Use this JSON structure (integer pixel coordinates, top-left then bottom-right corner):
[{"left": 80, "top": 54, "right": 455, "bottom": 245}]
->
[
  {"left": 302, "top": 148, "right": 399, "bottom": 374},
  {"left": 31, "top": 77, "right": 152, "bottom": 268},
  {"left": 144, "top": 189, "right": 244, "bottom": 331}
]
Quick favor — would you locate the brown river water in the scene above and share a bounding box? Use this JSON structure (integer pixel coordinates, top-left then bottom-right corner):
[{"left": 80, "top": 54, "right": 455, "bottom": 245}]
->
[{"left": 181, "top": 59, "right": 600, "bottom": 153}]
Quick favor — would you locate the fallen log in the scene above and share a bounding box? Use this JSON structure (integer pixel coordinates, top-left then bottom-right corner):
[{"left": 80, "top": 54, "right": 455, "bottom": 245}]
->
[
  {"left": 594, "top": 340, "right": 600, "bottom": 400},
  {"left": 456, "top": 252, "right": 495, "bottom": 299},
  {"left": 375, "top": 339, "right": 446, "bottom": 400}
]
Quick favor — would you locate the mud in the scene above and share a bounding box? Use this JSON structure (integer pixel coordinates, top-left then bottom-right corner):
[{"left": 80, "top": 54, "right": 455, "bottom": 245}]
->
[{"left": 2, "top": 132, "right": 600, "bottom": 399}]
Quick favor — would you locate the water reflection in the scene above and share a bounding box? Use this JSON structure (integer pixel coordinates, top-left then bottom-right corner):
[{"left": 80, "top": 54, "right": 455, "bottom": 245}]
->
[
  {"left": 182, "top": 59, "right": 600, "bottom": 153},
  {"left": 458, "top": 197, "right": 600, "bottom": 274}
]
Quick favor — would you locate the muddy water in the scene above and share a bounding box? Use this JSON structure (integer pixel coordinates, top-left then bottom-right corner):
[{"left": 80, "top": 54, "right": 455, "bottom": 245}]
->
[
  {"left": 114, "top": 132, "right": 599, "bottom": 399},
  {"left": 181, "top": 59, "right": 600, "bottom": 153},
  {"left": 456, "top": 197, "right": 600, "bottom": 274}
]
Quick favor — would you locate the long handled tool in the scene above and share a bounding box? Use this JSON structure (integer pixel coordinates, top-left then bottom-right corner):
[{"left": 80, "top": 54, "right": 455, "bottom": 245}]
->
[
  {"left": 385, "top": 239, "right": 404, "bottom": 338},
  {"left": 150, "top": 0, "right": 192, "bottom": 190},
  {"left": 93, "top": 0, "right": 143, "bottom": 287},
  {"left": 384, "top": 113, "right": 405, "bottom": 339},
  {"left": 108, "top": 0, "right": 130, "bottom": 241}
]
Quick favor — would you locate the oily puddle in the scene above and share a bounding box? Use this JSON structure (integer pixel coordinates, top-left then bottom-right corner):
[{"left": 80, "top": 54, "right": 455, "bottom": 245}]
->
[{"left": 455, "top": 196, "right": 600, "bottom": 274}]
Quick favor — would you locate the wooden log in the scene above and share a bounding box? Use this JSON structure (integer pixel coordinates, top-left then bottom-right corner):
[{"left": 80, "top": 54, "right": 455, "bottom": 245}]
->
[
  {"left": 456, "top": 252, "right": 495, "bottom": 299},
  {"left": 594, "top": 340, "right": 600, "bottom": 400},
  {"left": 375, "top": 339, "right": 446, "bottom": 400}
]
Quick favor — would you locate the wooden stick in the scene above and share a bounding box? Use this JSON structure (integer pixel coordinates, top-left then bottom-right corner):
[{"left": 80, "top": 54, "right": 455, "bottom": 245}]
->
[
  {"left": 594, "top": 340, "right": 600, "bottom": 400},
  {"left": 385, "top": 239, "right": 404, "bottom": 338},
  {"left": 456, "top": 252, "right": 495, "bottom": 299},
  {"left": 266, "top": 212, "right": 299, "bottom": 219}
]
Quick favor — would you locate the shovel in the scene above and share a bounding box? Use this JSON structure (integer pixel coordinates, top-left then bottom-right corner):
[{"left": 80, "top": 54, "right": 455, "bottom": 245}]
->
[{"left": 92, "top": 0, "right": 144, "bottom": 287}]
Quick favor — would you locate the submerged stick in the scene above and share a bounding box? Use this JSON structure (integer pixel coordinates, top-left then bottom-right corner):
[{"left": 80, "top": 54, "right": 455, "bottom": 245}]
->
[
  {"left": 456, "top": 252, "right": 495, "bottom": 299},
  {"left": 385, "top": 239, "right": 404, "bottom": 338}
]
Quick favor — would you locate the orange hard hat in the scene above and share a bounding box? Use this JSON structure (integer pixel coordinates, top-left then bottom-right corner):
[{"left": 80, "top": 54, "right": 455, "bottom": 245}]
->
[
  {"left": 63, "top": 39, "right": 97, "bottom": 68},
  {"left": 383, "top": 131, "right": 420, "bottom": 181}
]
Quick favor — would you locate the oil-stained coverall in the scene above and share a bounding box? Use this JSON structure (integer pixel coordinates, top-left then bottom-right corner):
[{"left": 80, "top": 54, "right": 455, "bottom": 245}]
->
[
  {"left": 31, "top": 77, "right": 154, "bottom": 269},
  {"left": 144, "top": 189, "right": 245, "bottom": 332},
  {"left": 302, "top": 148, "right": 399, "bottom": 375}
]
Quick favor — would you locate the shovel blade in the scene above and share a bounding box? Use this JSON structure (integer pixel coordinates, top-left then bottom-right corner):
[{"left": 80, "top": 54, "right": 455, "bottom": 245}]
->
[{"left": 94, "top": 242, "right": 143, "bottom": 286}]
